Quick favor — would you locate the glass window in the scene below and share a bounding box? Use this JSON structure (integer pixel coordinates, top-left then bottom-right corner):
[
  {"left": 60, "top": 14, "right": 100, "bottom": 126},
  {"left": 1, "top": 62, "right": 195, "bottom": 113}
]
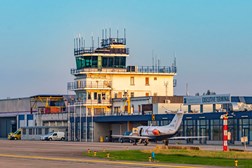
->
[
  {"left": 29, "top": 129, "right": 32, "bottom": 135},
  {"left": 88, "top": 92, "right": 91, "bottom": 100},
  {"left": 130, "top": 92, "right": 134, "bottom": 97},
  {"left": 130, "top": 77, "right": 135, "bottom": 85},
  {"left": 94, "top": 92, "right": 97, "bottom": 100},
  {"left": 102, "top": 93, "right": 106, "bottom": 100},
  {"left": 45, "top": 128, "right": 49, "bottom": 135},
  {"left": 22, "top": 128, "right": 26, "bottom": 135},
  {"left": 138, "top": 105, "right": 141, "bottom": 113},
  {"left": 76, "top": 56, "right": 98, "bottom": 69},
  {"left": 145, "top": 77, "right": 149, "bottom": 85},
  {"left": 37, "top": 128, "right": 42, "bottom": 135}
]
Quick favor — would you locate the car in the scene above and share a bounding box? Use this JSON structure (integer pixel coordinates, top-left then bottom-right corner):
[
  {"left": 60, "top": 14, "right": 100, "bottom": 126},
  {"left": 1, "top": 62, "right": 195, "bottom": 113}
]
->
[
  {"left": 119, "top": 131, "right": 132, "bottom": 143},
  {"left": 40, "top": 132, "right": 65, "bottom": 141},
  {"left": 8, "top": 129, "right": 21, "bottom": 140}
]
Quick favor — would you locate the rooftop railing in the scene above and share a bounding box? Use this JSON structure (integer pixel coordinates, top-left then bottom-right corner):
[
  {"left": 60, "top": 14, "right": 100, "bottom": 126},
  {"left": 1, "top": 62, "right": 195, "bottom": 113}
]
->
[
  {"left": 74, "top": 47, "right": 129, "bottom": 56},
  {"left": 137, "top": 66, "right": 177, "bottom": 73}
]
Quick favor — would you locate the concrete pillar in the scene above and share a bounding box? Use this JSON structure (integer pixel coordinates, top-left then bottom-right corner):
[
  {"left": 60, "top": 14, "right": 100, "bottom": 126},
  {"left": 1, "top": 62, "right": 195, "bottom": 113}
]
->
[
  {"left": 213, "top": 104, "right": 216, "bottom": 112},
  {"left": 188, "top": 105, "right": 191, "bottom": 113},
  {"left": 200, "top": 104, "right": 203, "bottom": 113}
]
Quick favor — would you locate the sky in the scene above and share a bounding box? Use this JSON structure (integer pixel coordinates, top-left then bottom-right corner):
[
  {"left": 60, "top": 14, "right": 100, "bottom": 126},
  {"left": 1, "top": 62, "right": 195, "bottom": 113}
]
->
[{"left": 0, "top": 0, "right": 252, "bottom": 99}]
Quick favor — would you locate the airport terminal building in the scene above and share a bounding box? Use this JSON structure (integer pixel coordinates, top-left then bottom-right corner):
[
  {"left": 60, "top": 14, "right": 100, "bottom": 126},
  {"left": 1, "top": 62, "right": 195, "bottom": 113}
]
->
[{"left": 0, "top": 32, "right": 252, "bottom": 146}]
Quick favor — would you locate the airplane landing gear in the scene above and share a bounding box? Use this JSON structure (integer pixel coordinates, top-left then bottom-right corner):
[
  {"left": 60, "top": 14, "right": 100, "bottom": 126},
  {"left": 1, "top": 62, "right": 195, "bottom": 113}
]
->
[
  {"left": 164, "top": 139, "right": 169, "bottom": 146},
  {"left": 144, "top": 139, "right": 149, "bottom": 146}
]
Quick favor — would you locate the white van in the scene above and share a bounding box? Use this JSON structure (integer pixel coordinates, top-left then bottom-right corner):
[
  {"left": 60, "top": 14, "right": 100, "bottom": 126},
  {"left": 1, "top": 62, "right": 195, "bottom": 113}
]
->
[{"left": 41, "top": 132, "right": 65, "bottom": 141}]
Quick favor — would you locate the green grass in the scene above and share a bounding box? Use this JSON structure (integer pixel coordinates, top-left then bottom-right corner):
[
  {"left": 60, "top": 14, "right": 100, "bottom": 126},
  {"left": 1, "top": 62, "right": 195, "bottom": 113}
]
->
[{"left": 83, "top": 149, "right": 252, "bottom": 167}]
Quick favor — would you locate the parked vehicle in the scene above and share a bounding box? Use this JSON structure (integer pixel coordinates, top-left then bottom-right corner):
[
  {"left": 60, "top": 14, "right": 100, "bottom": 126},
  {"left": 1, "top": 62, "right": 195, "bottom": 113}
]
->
[
  {"left": 41, "top": 132, "right": 65, "bottom": 141},
  {"left": 8, "top": 129, "right": 21, "bottom": 140},
  {"left": 119, "top": 131, "right": 132, "bottom": 143}
]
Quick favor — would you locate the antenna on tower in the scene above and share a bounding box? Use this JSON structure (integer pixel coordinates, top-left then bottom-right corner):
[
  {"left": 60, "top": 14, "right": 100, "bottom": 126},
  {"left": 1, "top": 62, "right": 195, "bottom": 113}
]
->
[
  {"left": 97, "top": 37, "right": 99, "bottom": 48},
  {"left": 91, "top": 33, "right": 94, "bottom": 51},
  {"left": 109, "top": 28, "right": 111, "bottom": 38},
  {"left": 186, "top": 83, "right": 189, "bottom": 96},
  {"left": 152, "top": 50, "right": 154, "bottom": 68},
  {"left": 78, "top": 33, "right": 81, "bottom": 50},
  {"left": 74, "top": 37, "right": 76, "bottom": 50},
  {"left": 105, "top": 29, "right": 107, "bottom": 39},
  {"left": 124, "top": 28, "right": 126, "bottom": 44}
]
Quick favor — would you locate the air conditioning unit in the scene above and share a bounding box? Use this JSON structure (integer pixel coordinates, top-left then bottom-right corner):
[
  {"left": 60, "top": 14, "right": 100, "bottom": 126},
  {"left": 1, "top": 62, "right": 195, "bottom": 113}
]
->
[{"left": 127, "top": 66, "right": 138, "bottom": 72}]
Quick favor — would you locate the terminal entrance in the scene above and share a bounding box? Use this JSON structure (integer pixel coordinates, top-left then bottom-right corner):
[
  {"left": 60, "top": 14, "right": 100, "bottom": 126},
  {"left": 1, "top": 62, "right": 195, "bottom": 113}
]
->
[{"left": 242, "top": 127, "right": 249, "bottom": 144}]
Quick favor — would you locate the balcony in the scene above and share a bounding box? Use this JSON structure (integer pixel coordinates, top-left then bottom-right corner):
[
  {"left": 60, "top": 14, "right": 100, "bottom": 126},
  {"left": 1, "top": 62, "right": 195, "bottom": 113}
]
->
[
  {"left": 70, "top": 66, "right": 176, "bottom": 76},
  {"left": 70, "top": 68, "right": 127, "bottom": 75},
  {"left": 85, "top": 99, "right": 111, "bottom": 106},
  {"left": 67, "top": 80, "right": 112, "bottom": 91}
]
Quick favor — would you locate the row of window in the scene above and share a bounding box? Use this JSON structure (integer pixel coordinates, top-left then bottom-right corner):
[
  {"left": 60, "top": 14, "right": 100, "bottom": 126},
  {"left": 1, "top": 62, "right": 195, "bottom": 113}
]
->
[
  {"left": 76, "top": 56, "right": 126, "bottom": 69},
  {"left": 23, "top": 128, "right": 49, "bottom": 135},
  {"left": 130, "top": 77, "right": 157, "bottom": 86},
  {"left": 114, "top": 92, "right": 154, "bottom": 98}
]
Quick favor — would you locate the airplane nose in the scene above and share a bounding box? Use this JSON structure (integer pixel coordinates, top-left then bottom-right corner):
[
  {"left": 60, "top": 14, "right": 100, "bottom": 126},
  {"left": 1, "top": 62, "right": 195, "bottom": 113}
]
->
[{"left": 152, "top": 129, "right": 160, "bottom": 136}]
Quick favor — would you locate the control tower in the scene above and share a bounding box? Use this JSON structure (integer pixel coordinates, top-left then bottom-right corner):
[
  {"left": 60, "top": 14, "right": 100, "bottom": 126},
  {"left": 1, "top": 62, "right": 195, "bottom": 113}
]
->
[{"left": 68, "top": 29, "right": 177, "bottom": 117}]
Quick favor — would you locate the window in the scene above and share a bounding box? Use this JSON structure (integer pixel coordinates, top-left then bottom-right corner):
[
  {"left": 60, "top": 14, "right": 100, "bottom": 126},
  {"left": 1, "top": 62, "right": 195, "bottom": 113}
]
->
[
  {"left": 102, "top": 56, "right": 126, "bottom": 68},
  {"left": 88, "top": 92, "right": 91, "bottom": 99},
  {"left": 154, "top": 93, "right": 157, "bottom": 96},
  {"left": 146, "top": 93, "right": 149, "bottom": 96},
  {"left": 154, "top": 77, "right": 157, "bottom": 80},
  {"left": 102, "top": 93, "right": 106, "bottom": 100},
  {"left": 145, "top": 77, "right": 149, "bottom": 85},
  {"left": 130, "top": 77, "right": 135, "bottom": 85},
  {"left": 22, "top": 128, "right": 26, "bottom": 135},
  {"left": 45, "top": 128, "right": 49, "bottom": 135},
  {"left": 130, "top": 92, "right": 134, "bottom": 97},
  {"left": 29, "top": 129, "right": 32, "bottom": 135},
  {"left": 94, "top": 92, "right": 97, "bottom": 100},
  {"left": 114, "top": 93, "right": 118, "bottom": 98},
  {"left": 138, "top": 105, "right": 141, "bottom": 113},
  {"left": 76, "top": 56, "right": 98, "bottom": 69},
  {"left": 37, "top": 128, "right": 42, "bottom": 135}
]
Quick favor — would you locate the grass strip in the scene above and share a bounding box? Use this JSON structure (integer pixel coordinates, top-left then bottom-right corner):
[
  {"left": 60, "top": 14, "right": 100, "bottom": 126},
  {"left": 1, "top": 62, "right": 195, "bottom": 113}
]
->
[{"left": 83, "top": 149, "right": 252, "bottom": 167}]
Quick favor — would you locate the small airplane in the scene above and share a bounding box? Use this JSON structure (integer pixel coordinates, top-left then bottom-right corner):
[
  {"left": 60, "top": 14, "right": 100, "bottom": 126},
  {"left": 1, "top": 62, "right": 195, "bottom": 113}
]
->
[{"left": 112, "top": 111, "right": 207, "bottom": 146}]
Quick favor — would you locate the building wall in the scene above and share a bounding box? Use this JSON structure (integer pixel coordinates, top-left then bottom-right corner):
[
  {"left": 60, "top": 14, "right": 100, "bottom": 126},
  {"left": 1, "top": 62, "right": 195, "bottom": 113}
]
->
[
  {"left": 111, "top": 74, "right": 174, "bottom": 98},
  {"left": 94, "top": 123, "right": 110, "bottom": 142},
  {"left": 0, "top": 97, "right": 30, "bottom": 113}
]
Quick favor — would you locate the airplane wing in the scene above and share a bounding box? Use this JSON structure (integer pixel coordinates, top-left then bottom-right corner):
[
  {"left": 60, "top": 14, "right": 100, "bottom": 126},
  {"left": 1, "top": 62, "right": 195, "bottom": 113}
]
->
[
  {"left": 112, "top": 135, "right": 152, "bottom": 140},
  {"left": 169, "top": 136, "right": 208, "bottom": 140}
]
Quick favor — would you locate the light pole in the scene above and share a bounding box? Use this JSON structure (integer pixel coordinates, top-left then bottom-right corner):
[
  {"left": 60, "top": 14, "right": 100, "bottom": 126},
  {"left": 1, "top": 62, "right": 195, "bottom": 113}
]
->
[
  {"left": 86, "top": 106, "right": 88, "bottom": 142},
  {"left": 79, "top": 103, "right": 81, "bottom": 142}
]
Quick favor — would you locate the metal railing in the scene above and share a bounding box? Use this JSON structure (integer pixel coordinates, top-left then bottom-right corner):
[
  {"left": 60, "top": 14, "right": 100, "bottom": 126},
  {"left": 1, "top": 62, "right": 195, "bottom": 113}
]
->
[
  {"left": 70, "top": 68, "right": 127, "bottom": 75},
  {"left": 137, "top": 66, "right": 177, "bottom": 73},
  {"left": 67, "top": 80, "right": 112, "bottom": 91},
  {"left": 74, "top": 47, "right": 129, "bottom": 55}
]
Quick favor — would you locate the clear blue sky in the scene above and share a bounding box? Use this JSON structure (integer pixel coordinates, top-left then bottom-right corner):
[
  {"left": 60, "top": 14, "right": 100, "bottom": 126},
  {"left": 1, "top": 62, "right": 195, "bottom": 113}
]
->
[{"left": 0, "top": 0, "right": 252, "bottom": 99}]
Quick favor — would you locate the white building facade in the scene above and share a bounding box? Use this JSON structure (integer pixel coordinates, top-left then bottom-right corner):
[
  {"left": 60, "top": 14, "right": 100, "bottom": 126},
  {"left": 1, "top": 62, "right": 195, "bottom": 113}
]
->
[{"left": 68, "top": 33, "right": 177, "bottom": 116}]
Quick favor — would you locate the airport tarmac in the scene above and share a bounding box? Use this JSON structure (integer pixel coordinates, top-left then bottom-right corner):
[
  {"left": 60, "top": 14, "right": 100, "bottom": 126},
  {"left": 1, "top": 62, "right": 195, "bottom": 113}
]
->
[{"left": 0, "top": 140, "right": 249, "bottom": 168}]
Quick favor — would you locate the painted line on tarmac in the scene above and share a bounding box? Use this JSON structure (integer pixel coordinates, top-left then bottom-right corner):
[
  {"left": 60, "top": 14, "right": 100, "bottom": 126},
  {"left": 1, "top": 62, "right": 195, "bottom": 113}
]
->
[{"left": 0, "top": 153, "right": 199, "bottom": 168}]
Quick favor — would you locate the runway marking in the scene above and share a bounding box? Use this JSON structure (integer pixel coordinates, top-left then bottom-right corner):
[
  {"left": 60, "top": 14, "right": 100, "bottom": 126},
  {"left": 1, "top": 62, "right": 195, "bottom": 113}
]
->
[{"left": 0, "top": 153, "right": 201, "bottom": 168}]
